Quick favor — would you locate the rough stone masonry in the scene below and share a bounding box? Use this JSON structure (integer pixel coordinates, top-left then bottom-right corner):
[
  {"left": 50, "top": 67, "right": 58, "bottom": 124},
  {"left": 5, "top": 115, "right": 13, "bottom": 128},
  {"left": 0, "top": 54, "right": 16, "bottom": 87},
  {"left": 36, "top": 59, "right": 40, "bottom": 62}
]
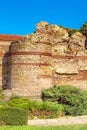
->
[{"left": 2, "top": 21, "right": 87, "bottom": 99}]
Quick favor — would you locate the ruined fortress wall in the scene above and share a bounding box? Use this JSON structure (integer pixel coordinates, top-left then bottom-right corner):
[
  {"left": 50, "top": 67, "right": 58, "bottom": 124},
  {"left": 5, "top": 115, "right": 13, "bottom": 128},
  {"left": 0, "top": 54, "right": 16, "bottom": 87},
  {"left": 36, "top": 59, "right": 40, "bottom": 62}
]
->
[
  {"left": 52, "top": 32, "right": 87, "bottom": 89},
  {"left": 9, "top": 40, "right": 52, "bottom": 98},
  {"left": 2, "top": 22, "right": 87, "bottom": 99}
]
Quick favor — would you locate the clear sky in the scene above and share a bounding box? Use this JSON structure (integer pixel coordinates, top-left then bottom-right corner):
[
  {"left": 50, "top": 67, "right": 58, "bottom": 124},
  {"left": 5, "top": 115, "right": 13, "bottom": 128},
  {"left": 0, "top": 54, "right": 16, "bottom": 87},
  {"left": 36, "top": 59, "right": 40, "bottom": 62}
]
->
[{"left": 0, "top": 0, "right": 87, "bottom": 35}]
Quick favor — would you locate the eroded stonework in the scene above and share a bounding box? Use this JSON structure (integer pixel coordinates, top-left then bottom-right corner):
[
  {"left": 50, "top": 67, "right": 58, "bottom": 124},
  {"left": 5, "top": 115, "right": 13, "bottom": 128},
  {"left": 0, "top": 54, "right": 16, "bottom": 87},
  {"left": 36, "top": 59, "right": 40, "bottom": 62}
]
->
[{"left": 1, "top": 21, "right": 87, "bottom": 99}]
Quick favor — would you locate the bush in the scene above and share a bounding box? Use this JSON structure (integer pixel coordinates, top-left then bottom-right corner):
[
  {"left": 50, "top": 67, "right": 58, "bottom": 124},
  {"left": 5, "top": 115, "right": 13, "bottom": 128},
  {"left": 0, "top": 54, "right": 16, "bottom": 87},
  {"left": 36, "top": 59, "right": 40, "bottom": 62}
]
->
[
  {"left": 43, "top": 101, "right": 64, "bottom": 118},
  {"left": 66, "top": 28, "right": 78, "bottom": 36},
  {"left": 28, "top": 100, "right": 44, "bottom": 111},
  {"left": 42, "top": 85, "right": 80, "bottom": 104},
  {"left": 0, "top": 107, "right": 28, "bottom": 125},
  {"left": 7, "top": 96, "right": 64, "bottom": 119},
  {"left": 64, "top": 104, "right": 87, "bottom": 116},
  {"left": 43, "top": 101, "right": 63, "bottom": 111},
  {"left": 28, "top": 100, "right": 63, "bottom": 112},
  {"left": 7, "top": 96, "right": 30, "bottom": 110},
  {"left": 80, "top": 21, "right": 87, "bottom": 35},
  {"left": 42, "top": 85, "right": 87, "bottom": 116},
  {"left": 28, "top": 100, "right": 64, "bottom": 119}
]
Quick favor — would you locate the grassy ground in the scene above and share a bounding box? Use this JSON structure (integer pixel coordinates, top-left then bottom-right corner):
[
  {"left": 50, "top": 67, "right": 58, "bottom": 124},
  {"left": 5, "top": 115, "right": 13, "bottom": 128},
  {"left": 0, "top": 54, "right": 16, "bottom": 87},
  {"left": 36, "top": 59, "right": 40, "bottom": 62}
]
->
[{"left": 0, "top": 125, "right": 87, "bottom": 130}]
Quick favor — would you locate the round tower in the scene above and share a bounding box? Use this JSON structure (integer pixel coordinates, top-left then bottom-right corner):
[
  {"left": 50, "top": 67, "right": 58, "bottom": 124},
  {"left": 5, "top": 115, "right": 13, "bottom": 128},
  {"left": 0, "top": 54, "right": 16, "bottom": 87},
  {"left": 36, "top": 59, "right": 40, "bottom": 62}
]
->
[{"left": 9, "top": 36, "right": 52, "bottom": 99}]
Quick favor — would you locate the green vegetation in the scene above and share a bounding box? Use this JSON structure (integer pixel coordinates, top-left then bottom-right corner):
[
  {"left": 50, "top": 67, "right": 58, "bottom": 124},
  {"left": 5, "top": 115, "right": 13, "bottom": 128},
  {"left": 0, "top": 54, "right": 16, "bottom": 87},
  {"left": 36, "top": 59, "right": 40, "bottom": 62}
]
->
[
  {"left": 0, "top": 96, "right": 64, "bottom": 125},
  {"left": 61, "top": 21, "right": 87, "bottom": 36},
  {"left": 0, "top": 107, "right": 28, "bottom": 125},
  {"left": 42, "top": 85, "right": 87, "bottom": 116},
  {"left": 7, "top": 96, "right": 30, "bottom": 110},
  {"left": 1, "top": 125, "right": 87, "bottom": 130},
  {"left": 1, "top": 84, "right": 87, "bottom": 125},
  {"left": 7, "top": 97, "right": 64, "bottom": 119},
  {"left": 80, "top": 21, "right": 87, "bottom": 35},
  {"left": 28, "top": 100, "right": 64, "bottom": 119},
  {"left": 0, "top": 89, "right": 3, "bottom": 99},
  {"left": 66, "top": 28, "right": 78, "bottom": 36}
]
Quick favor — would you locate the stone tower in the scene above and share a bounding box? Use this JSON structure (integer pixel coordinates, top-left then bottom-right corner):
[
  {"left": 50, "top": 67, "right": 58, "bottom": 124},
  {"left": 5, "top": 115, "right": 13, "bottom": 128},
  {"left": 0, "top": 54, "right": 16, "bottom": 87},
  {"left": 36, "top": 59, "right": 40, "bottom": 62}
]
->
[
  {"left": 9, "top": 22, "right": 52, "bottom": 99},
  {"left": 2, "top": 21, "right": 87, "bottom": 99}
]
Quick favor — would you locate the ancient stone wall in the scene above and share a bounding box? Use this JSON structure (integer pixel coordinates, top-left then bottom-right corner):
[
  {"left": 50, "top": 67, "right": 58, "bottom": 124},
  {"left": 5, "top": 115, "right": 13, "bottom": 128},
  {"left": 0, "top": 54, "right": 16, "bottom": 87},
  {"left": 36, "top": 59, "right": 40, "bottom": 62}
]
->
[
  {"left": 9, "top": 39, "right": 52, "bottom": 98},
  {"left": 52, "top": 32, "right": 87, "bottom": 89},
  {"left": 0, "top": 35, "right": 22, "bottom": 90},
  {"left": 0, "top": 41, "right": 11, "bottom": 90},
  {"left": 2, "top": 22, "right": 87, "bottom": 99}
]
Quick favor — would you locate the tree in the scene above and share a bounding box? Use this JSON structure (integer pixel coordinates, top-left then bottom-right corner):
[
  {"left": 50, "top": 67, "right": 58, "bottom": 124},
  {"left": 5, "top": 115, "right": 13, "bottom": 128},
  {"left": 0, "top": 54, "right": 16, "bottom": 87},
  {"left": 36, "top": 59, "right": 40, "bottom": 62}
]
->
[
  {"left": 66, "top": 28, "right": 78, "bottom": 36},
  {"left": 80, "top": 21, "right": 87, "bottom": 35}
]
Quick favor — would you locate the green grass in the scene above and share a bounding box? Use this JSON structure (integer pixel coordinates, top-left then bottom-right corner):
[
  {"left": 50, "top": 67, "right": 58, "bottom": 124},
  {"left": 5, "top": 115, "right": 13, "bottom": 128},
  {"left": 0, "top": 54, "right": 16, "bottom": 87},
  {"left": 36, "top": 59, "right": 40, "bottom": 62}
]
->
[{"left": 0, "top": 125, "right": 87, "bottom": 130}]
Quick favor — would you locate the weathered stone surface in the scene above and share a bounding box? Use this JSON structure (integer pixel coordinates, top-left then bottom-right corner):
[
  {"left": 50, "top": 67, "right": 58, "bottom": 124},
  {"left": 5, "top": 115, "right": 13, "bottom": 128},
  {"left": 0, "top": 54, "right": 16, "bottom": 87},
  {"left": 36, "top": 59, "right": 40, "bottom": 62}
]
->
[
  {"left": 78, "top": 60, "right": 87, "bottom": 70},
  {"left": 54, "top": 59, "right": 79, "bottom": 74},
  {"left": 68, "top": 32, "right": 86, "bottom": 56},
  {"left": 0, "top": 21, "right": 87, "bottom": 98}
]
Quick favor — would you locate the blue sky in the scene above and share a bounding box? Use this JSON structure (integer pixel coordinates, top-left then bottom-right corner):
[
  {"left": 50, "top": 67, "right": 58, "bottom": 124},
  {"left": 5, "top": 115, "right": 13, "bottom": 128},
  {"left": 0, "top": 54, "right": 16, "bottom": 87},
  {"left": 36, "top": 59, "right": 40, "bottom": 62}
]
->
[{"left": 0, "top": 0, "right": 87, "bottom": 35}]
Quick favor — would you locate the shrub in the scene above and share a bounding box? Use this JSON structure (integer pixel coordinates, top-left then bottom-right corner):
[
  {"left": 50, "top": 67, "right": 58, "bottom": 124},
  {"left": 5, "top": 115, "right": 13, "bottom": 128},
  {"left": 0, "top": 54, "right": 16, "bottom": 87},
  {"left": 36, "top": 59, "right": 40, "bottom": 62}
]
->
[
  {"left": 7, "top": 96, "right": 64, "bottom": 119},
  {"left": 66, "top": 28, "right": 78, "bottom": 36},
  {"left": 43, "top": 101, "right": 64, "bottom": 118},
  {"left": 42, "top": 85, "right": 87, "bottom": 116},
  {"left": 80, "top": 21, "right": 87, "bottom": 35},
  {"left": 42, "top": 85, "right": 80, "bottom": 104},
  {"left": 28, "top": 100, "right": 44, "bottom": 111},
  {"left": 7, "top": 96, "right": 30, "bottom": 110},
  {"left": 0, "top": 107, "right": 28, "bottom": 125},
  {"left": 43, "top": 101, "right": 63, "bottom": 111},
  {"left": 28, "top": 101, "right": 64, "bottom": 119},
  {"left": 28, "top": 100, "right": 63, "bottom": 112}
]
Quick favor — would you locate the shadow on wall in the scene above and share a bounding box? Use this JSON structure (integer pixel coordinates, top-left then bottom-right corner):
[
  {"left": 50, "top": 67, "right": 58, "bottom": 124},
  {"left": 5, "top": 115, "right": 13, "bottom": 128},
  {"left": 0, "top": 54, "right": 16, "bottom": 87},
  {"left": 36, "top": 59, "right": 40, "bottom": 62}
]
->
[
  {"left": 2, "top": 52, "right": 11, "bottom": 90},
  {"left": 85, "top": 36, "right": 87, "bottom": 49}
]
